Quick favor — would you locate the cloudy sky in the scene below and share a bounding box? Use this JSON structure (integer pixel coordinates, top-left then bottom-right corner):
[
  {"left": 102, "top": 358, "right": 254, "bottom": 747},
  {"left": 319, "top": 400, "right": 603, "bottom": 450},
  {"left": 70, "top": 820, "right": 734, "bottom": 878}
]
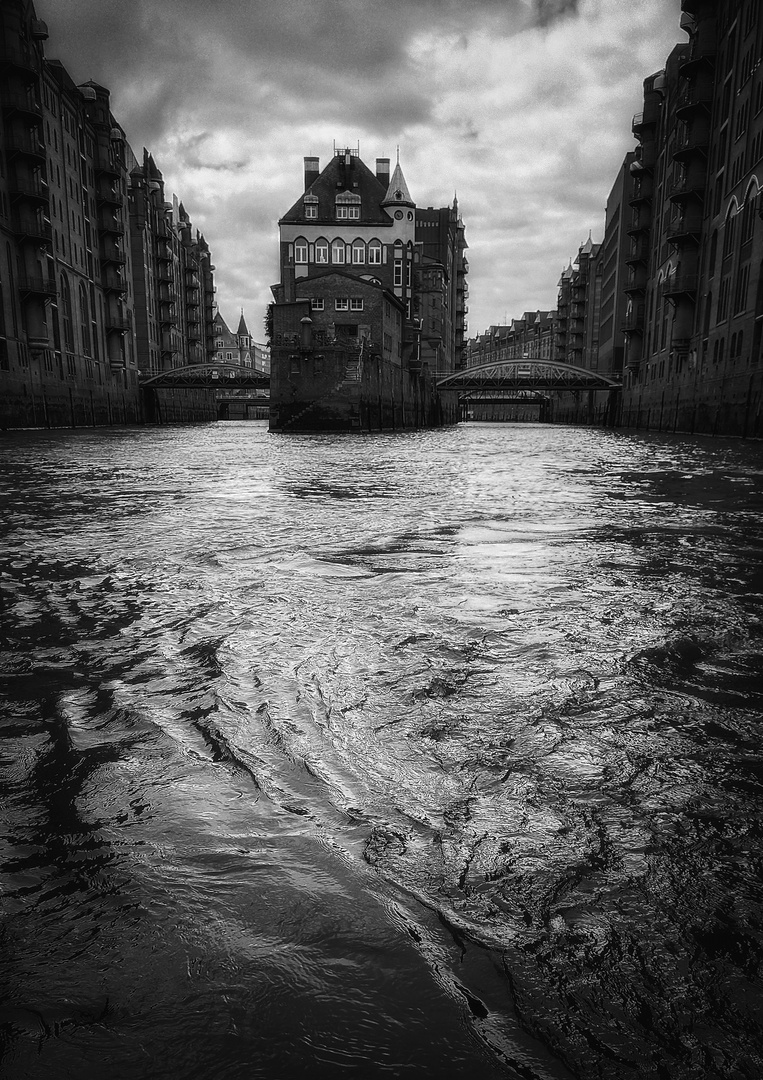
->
[{"left": 39, "top": 0, "right": 683, "bottom": 341}]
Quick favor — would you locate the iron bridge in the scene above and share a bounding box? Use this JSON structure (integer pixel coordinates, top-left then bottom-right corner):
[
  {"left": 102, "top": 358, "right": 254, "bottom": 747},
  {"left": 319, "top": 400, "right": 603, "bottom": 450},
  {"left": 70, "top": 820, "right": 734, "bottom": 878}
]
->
[
  {"left": 140, "top": 363, "right": 270, "bottom": 390},
  {"left": 435, "top": 360, "right": 622, "bottom": 393}
]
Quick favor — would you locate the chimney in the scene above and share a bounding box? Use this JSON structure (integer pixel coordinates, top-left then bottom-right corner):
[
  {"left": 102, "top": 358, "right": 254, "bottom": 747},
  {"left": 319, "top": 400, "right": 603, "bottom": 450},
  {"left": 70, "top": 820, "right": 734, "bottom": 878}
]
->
[
  {"left": 376, "top": 158, "right": 390, "bottom": 186},
  {"left": 304, "top": 157, "right": 319, "bottom": 191}
]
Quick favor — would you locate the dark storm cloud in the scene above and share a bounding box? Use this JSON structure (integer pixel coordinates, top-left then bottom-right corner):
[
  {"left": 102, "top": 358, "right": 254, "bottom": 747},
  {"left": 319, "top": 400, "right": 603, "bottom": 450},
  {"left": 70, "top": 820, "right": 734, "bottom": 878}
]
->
[{"left": 39, "top": 0, "right": 577, "bottom": 145}]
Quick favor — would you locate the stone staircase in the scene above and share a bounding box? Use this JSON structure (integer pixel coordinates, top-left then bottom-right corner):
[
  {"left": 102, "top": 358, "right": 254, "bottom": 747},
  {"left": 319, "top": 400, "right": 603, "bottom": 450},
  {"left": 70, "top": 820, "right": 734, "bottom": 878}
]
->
[{"left": 280, "top": 348, "right": 363, "bottom": 430}]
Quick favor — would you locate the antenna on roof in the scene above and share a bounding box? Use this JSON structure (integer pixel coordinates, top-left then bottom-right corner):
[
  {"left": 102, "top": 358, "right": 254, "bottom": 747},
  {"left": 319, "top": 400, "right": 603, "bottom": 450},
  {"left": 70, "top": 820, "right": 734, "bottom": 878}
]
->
[{"left": 396, "top": 145, "right": 400, "bottom": 164}]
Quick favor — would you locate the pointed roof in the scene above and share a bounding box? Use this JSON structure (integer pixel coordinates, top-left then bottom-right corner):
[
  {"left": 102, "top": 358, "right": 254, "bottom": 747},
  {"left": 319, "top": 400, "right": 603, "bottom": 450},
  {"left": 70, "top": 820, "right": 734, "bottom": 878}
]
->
[
  {"left": 213, "top": 311, "right": 231, "bottom": 334},
  {"left": 381, "top": 161, "right": 415, "bottom": 208},
  {"left": 237, "top": 310, "right": 250, "bottom": 337}
]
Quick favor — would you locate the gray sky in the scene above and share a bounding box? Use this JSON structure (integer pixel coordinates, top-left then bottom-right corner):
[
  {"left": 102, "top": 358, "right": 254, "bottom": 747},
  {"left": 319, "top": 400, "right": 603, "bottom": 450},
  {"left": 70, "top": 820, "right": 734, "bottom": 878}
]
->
[{"left": 40, "top": 0, "right": 682, "bottom": 340}]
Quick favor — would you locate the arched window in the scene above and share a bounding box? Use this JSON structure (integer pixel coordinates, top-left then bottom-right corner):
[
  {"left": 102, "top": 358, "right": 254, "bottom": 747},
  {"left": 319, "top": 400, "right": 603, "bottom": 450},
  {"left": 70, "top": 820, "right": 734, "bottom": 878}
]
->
[
  {"left": 331, "top": 238, "right": 346, "bottom": 264},
  {"left": 78, "top": 281, "right": 92, "bottom": 357},
  {"left": 351, "top": 239, "right": 365, "bottom": 264},
  {"left": 60, "top": 271, "right": 74, "bottom": 351},
  {"left": 737, "top": 330, "right": 744, "bottom": 359},
  {"left": 294, "top": 237, "right": 308, "bottom": 264},
  {"left": 315, "top": 238, "right": 329, "bottom": 264},
  {"left": 368, "top": 239, "right": 382, "bottom": 265}
]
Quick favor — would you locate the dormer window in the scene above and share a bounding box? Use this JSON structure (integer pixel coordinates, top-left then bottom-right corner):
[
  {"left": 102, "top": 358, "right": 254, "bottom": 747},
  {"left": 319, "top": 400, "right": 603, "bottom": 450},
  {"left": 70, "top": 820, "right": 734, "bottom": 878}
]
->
[
  {"left": 335, "top": 191, "right": 361, "bottom": 220},
  {"left": 304, "top": 194, "right": 318, "bottom": 220}
]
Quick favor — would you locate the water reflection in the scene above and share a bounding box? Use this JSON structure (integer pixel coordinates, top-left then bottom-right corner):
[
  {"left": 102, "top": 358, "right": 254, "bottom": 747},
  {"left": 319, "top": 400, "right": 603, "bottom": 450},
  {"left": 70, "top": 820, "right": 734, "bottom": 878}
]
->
[{"left": 1, "top": 422, "right": 762, "bottom": 1079}]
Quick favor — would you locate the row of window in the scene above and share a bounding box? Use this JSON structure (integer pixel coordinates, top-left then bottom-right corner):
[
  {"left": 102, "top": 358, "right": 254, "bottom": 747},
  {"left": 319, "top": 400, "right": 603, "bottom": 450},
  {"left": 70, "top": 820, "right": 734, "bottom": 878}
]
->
[
  {"left": 310, "top": 298, "right": 364, "bottom": 311},
  {"left": 294, "top": 238, "right": 383, "bottom": 266}
]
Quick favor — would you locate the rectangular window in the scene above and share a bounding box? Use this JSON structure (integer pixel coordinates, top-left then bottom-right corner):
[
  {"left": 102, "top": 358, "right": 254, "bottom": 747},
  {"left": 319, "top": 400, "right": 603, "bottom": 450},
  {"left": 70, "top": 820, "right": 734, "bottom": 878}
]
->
[
  {"left": 393, "top": 260, "right": 403, "bottom": 286},
  {"left": 335, "top": 298, "right": 349, "bottom": 310},
  {"left": 295, "top": 241, "right": 308, "bottom": 264},
  {"left": 368, "top": 244, "right": 382, "bottom": 265},
  {"left": 305, "top": 205, "right": 318, "bottom": 219},
  {"left": 311, "top": 298, "right": 324, "bottom": 311},
  {"left": 350, "top": 298, "right": 364, "bottom": 311},
  {"left": 336, "top": 205, "right": 360, "bottom": 219}
]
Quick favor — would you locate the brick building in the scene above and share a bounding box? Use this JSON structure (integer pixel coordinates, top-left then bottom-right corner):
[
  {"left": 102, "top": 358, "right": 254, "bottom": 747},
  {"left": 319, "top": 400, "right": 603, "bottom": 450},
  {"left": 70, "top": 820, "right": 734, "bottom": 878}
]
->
[{"left": 0, "top": 0, "right": 218, "bottom": 427}]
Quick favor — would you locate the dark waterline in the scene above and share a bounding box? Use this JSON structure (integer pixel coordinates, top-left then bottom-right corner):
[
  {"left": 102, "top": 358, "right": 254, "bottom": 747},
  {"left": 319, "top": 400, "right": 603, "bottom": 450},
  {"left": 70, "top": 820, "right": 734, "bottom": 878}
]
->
[{"left": 2, "top": 421, "right": 763, "bottom": 1079}]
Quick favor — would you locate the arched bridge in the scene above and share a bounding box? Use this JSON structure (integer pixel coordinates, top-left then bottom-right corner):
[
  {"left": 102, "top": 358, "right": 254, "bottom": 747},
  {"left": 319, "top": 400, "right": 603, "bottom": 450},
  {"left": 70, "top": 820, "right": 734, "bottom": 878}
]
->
[
  {"left": 140, "top": 363, "right": 270, "bottom": 390},
  {"left": 435, "top": 360, "right": 622, "bottom": 392}
]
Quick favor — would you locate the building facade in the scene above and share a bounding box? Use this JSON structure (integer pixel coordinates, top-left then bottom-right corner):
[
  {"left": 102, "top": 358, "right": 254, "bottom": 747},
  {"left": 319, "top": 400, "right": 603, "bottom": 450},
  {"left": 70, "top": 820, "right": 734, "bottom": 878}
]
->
[
  {"left": 0, "top": 0, "right": 219, "bottom": 428},
  {"left": 621, "top": 0, "right": 763, "bottom": 436},
  {"left": 211, "top": 309, "right": 269, "bottom": 372},
  {"left": 269, "top": 147, "right": 463, "bottom": 430},
  {"left": 468, "top": 0, "right": 763, "bottom": 437}
]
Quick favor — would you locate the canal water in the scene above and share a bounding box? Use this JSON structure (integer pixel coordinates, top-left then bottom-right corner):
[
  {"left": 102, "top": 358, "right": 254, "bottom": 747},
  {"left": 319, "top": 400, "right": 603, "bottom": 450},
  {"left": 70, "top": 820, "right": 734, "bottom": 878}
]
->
[{"left": 1, "top": 421, "right": 763, "bottom": 1080}]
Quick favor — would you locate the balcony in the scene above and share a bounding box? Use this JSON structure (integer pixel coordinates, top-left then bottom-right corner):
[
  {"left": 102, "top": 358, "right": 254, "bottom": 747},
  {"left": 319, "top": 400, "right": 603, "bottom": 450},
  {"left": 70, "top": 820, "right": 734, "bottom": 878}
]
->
[
  {"left": 13, "top": 215, "right": 52, "bottom": 245},
  {"left": 631, "top": 100, "right": 660, "bottom": 134},
  {"left": 105, "top": 314, "right": 131, "bottom": 333},
  {"left": 622, "top": 306, "right": 645, "bottom": 333},
  {"left": 100, "top": 248, "right": 126, "bottom": 266},
  {"left": 158, "top": 265, "right": 174, "bottom": 283},
  {"left": 94, "top": 151, "right": 121, "bottom": 178},
  {"left": 102, "top": 271, "right": 127, "bottom": 293},
  {"left": 10, "top": 174, "right": 49, "bottom": 205},
  {"left": 1, "top": 92, "right": 43, "bottom": 122},
  {"left": 675, "top": 86, "right": 713, "bottom": 117},
  {"left": 96, "top": 186, "right": 122, "bottom": 207},
  {"left": 679, "top": 46, "right": 716, "bottom": 78},
  {"left": 672, "top": 132, "right": 709, "bottom": 163},
  {"left": 156, "top": 240, "right": 173, "bottom": 263},
  {"left": 18, "top": 274, "right": 56, "bottom": 297},
  {"left": 666, "top": 215, "right": 702, "bottom": 245},
  {"left": 624, "top": 266, "right": 648, "bottom": 293},
  {"left": 7, "top": 133, "right": 46, "bottom": 161},
  {"left": 663, "top": 273, "right": 698, "bottom": 298},
  {"left": 626, "top": 239, "right": 650, "bottom": 264},
  {"left": 98, "top": 215, "right": 125, "bottom": 236},
  {"left": 631, "top": 143, "right": 656, "bottom": 173},
  {"left": 667, "top": 174, "right": 706, "bottom": 203},
  {"left": 0, "top": 47, "right": 40, "bottom": 81},
  {"left": 627, "top": 216, "right": 650, "bottom": 237}
]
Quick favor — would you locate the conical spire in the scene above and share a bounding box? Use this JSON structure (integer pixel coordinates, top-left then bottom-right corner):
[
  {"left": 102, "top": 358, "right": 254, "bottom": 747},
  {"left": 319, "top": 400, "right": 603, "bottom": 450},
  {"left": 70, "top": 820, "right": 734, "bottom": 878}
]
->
[
  {"left": 381, "top": 161, "right": 414, "bottom": 208},
  {"left": 236, "top": 309, "right": 250, "bottom": 337}
]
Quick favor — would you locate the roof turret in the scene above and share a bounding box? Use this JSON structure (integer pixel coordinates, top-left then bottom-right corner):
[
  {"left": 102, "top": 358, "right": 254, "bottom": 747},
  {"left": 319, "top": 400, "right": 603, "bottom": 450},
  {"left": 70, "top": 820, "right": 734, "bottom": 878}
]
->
[{"left": 381, "top": 161, "right": 415, "bottom": 208}]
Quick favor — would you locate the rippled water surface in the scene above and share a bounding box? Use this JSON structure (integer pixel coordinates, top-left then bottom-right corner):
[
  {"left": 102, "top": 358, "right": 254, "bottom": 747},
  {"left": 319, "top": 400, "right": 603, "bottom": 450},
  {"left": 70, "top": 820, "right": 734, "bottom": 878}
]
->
[{"left": 2, "top": 421, "right": 763, "bottom": 1079}]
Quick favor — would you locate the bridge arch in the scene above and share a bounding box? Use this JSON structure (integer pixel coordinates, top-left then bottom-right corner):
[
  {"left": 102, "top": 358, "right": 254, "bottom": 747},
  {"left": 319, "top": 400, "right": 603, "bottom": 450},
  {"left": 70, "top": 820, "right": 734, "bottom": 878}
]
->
[
  {"left": 436, "top": 359, "right": 622, "bottom": 391},
  {"left": 140, "top": 363, "right": 269, "bottom": 388}
]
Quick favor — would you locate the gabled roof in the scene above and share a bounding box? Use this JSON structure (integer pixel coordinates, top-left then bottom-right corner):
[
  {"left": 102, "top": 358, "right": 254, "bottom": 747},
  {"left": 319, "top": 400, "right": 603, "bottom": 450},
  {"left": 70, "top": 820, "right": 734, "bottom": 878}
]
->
[
  {"left": 280, "top": 152, "right": 391, "bottom": 225},
  {"left": 293, "top": 266, "right": 403, "bottom": 303}
]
